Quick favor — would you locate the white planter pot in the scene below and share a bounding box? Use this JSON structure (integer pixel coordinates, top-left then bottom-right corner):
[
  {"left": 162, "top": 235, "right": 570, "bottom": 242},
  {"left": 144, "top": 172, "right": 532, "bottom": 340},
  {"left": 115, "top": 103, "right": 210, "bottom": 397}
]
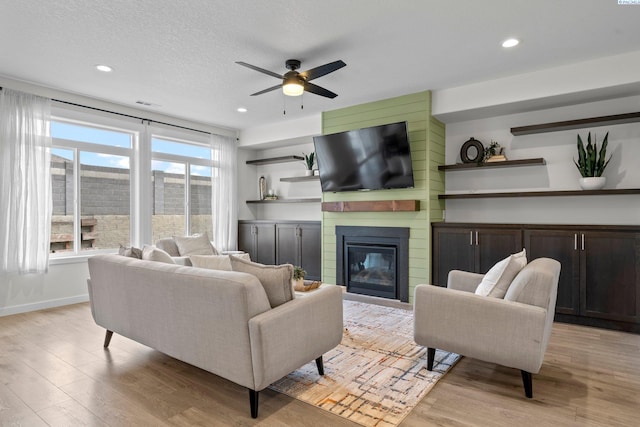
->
[
  {"left": 579, "top": 177, "right": 606, "bottom": 190},
  {"left": 305, "top": 170, "right": 313, "bottom": 176}
]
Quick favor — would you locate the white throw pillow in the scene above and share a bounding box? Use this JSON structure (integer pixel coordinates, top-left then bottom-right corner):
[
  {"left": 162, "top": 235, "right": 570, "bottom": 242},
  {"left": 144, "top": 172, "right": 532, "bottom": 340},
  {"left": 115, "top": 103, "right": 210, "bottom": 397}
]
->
[
  {"left": 142, "top": 245, "right": 176, "bottom": 264},
  {"left": 173, "top": 233, "right": 219, "bottom": 256},
  {"left": 190, "top": 254, "right": 232, "bottom": 271},
  {"left": 475, "top": 249, "right": 527, "bottom": 298}
]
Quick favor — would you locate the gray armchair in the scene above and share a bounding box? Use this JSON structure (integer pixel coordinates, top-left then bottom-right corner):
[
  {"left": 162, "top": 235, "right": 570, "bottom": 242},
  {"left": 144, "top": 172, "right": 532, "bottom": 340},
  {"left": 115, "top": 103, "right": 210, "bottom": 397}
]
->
[{"left": 414, "top": 258, "right": 560, "bottom": 398}]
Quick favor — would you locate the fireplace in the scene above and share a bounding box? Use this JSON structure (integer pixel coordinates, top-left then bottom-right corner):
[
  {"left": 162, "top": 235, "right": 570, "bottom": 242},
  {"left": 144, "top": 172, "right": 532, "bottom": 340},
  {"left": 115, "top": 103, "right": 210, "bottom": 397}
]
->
[{"left": 336, "top": 226, "right": 409, "bottom": 302}]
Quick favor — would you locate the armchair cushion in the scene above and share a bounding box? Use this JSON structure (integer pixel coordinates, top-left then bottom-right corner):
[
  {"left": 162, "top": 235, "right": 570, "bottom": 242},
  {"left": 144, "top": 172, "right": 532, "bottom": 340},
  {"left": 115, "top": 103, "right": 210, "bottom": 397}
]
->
[
  {"left": 229, "top": 256, "right": 295, "bottom": 308},
  {"left": 475, "top": 249, "right": 527, "bottom": 298}
]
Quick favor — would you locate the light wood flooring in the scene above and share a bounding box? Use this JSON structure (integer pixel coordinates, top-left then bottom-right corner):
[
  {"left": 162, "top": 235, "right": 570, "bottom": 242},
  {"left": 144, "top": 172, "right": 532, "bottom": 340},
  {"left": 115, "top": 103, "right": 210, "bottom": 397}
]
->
[{"left": 1, "top": 302, "right": 639, "bottom": 426}]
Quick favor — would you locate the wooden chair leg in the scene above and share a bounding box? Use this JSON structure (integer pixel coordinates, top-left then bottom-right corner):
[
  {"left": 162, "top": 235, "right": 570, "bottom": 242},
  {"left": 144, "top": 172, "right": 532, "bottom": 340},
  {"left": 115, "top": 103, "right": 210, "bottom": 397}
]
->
[
  {"left": 315, "top": 356, "right": 324, "bottom": 375},
  {"left": 103, "top": 330, "right": 113, "bottom": 348},
  {"left": 249, "top": 389, "right": 259, "bottom": 418},
  {"left": 427, "top": 348, "right": 435, "bottom": 371},
  {"left": 521, "top": 370, "right": 533, "bottom": 398}
]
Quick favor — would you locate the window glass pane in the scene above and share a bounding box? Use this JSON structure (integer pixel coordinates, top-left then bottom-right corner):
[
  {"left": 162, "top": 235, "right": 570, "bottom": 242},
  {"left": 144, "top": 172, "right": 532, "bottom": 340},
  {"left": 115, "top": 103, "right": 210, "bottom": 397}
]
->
[
  {"left": 52, "top": 121, "right": 132, "bottom": 148},
  {"left": 80, "top": 152, "right": 130, "bottom": 250},
  {"left": 190, "top": 165, "right": 212, "bottom": 238},
  {"left": 152, "top": 138, "right": 211, "bottom": 160},
  {"left": 50, "top": 148, "right": 74, "bottom": 253},
  {"left": 152, "top": 160, "right": 186, "bottom": 242}
]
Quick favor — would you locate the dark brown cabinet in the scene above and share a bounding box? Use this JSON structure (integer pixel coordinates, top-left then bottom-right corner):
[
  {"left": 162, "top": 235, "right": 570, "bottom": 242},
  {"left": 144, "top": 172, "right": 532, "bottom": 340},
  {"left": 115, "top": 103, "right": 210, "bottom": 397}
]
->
[
  {"left": 524, "top": 229, "right": 580, "bottom": 315},
  {"left": 276, "top": 222, "right": 321, "bottom": 280},
  {"left": 526, "top": 227, "right": 640, "bottom": 330},
  {"left": 433, "top": 222, "right": 640, "bottom": 333},
  {"left": 238, "top": 220, "right": 321, "bottom": 281},
  {"left": 432, "top": 223, "right": 523, "bottom": 286},
  {"left": 238, "top": 221, "right": 276, "bottom": 265}
]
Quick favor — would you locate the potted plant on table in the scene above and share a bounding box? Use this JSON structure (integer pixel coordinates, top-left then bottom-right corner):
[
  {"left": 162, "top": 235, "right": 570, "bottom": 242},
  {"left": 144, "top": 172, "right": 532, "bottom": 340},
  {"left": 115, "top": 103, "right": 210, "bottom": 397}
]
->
[
  {"left": 574, "top": 132, "right": 611, "bottom": 190},
  {"left": 303, "top": 152, "right": 315, "bottom": 176},
  {"left": 292, "top": 266, "right": 307, "bottom": 291}
]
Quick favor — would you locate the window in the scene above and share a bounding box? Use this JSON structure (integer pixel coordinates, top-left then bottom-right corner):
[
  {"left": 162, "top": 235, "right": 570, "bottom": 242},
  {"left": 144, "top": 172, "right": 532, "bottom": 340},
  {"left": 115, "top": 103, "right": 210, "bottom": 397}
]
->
[
  {"left": 151, "top": 136, "right": 214, "bottom": 242},
  {"left": 48, "top": 107, "right": 232, "bottom": 259},
  {"left": 50, "top": 120, "right": 133, "bottom": 254}
]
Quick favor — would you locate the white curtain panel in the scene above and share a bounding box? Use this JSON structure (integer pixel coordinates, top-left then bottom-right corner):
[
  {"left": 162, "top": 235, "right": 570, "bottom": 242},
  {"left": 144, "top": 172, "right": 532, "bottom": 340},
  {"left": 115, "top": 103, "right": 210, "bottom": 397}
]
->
[
  {"left": 211, "top": 133, "right": 238, "bottom": 251},
  {"left": 0, "top": 88, "right": 52, "bottom": 274}
]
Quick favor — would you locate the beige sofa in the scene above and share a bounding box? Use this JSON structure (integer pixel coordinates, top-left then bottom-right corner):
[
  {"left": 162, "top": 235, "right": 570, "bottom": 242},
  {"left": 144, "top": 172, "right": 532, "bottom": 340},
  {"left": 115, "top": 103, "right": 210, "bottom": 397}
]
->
[
  {"left": 414, "top": 257, "right": 560, "bottom": 398},
  {"left": 87, "top": 254, "right": 343, "bottom": 418}
]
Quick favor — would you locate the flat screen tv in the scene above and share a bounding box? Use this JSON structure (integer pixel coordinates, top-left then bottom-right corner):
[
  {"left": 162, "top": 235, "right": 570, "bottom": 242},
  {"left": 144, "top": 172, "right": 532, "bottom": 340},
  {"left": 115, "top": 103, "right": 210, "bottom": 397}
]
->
[{"left": 313, "top": 121, "right": 414, "bottom": 192}]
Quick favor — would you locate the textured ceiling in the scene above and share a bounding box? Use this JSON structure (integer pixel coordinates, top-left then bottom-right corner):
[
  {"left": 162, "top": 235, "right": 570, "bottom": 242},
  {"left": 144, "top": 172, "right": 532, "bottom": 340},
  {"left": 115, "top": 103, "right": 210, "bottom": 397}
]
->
[{"left": 2, "top": 0, "right": 640, "bottom": 131}]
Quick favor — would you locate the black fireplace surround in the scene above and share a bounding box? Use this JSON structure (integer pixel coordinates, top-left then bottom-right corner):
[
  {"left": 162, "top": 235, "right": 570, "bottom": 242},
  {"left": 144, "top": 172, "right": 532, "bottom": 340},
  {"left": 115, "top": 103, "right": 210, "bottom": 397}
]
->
[{"left": 336, "top": 226, "right": 410, "bottom": 302}]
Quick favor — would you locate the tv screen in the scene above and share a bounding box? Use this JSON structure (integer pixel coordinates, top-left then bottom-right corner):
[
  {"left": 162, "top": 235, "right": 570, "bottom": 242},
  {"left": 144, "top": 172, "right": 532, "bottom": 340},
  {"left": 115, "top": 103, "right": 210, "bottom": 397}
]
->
[{"left": 313, "top": 121, "right": 414, "bottom": 192}]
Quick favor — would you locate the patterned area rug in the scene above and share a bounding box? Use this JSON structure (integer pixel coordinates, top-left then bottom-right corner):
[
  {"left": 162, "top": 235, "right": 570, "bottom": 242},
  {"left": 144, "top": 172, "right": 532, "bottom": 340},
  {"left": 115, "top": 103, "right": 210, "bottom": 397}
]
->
[{"left": 270, "top": 300, "right": 460, "bottom": 426}]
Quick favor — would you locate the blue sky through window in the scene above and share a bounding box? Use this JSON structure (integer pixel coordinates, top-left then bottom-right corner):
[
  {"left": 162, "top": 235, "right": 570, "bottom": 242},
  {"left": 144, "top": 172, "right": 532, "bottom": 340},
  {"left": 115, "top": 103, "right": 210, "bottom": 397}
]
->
[{"left": 51, "top": 122, "right": 212, "bottom": 176}]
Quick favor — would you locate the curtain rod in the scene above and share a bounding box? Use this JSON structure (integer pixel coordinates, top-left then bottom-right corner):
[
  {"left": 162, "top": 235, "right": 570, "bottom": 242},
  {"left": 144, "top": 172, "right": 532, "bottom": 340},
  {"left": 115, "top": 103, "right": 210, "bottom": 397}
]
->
[
  {"left": 53, "top": 99, "right": 212, "bottom": 135},
  {"left": 1, "top": 86, "right": 213, "bottom": 136}
]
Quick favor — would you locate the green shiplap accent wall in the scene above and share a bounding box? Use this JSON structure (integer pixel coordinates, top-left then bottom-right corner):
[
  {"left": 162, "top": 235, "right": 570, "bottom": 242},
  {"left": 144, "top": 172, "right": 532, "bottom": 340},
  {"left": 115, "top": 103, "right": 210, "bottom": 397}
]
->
[{"left": 320, "top": 91, "right": 445, "bottom": 302}]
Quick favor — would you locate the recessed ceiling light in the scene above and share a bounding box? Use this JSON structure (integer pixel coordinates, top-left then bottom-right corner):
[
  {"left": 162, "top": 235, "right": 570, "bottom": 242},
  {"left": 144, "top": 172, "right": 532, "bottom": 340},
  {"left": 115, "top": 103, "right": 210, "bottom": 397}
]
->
[
  {"left": 96, "top": 64, "right": 113, "bottom": 72},
  {"left": 502, "top": 38, "right": 520, "bottom": 48},
  {"left": 237, "top": 107, "right": 247, "bottom": 113}
]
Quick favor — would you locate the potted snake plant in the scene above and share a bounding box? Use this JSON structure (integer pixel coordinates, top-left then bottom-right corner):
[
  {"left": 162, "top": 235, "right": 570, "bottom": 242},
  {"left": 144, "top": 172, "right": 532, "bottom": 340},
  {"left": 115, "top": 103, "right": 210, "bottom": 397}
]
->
[
  {"left": 303, "top": 152, "right": 315, "bottom": 176},
  {"left": 574, "top": 131, "right": 611, "bottom": 190}
]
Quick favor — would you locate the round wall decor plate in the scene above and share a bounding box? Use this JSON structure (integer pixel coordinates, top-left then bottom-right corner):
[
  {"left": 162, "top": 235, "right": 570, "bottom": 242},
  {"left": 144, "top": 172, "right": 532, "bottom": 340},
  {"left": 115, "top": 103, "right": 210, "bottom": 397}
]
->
[{"left": 460, "top": 138, "right": 484, "bottom": 163}]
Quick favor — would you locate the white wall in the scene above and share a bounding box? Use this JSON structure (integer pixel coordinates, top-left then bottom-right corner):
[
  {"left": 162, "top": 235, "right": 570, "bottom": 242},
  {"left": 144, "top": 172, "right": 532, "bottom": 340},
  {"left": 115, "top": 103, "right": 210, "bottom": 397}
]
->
[
  {"left": 0, "top": 260, "right": 89, "bottom": 316},
  {"left": 443, "top": 95, "right": 640, "bottom": 225},
  {"left": 238, "top": 141, "right": 322, "bottom": 221}
]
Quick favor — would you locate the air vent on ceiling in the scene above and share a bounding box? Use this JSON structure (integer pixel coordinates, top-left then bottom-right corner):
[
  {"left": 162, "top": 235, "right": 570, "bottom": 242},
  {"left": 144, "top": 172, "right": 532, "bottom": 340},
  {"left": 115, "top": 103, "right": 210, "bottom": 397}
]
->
[{"left": 135, "top": 100, "right": 161, "bottom": 107}]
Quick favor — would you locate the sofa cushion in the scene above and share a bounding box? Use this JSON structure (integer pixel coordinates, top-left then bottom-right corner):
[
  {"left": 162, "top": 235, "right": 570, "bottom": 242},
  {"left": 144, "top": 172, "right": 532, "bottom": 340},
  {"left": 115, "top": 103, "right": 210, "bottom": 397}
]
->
[
  {"left": 190, "top": 254, "right": 233, "bottom": 271},
  {"left": 155, "top": 238, "right": 181, "bottom": 257},
  {"left": 142, "top": 245, "right": 176, "bottom": 264},
  {"left": 229, "top": 256, "right": 294, "bottom": 308},
  {"left": 475, "top": 249, "right": 527, "bottom": 298},
  {"left": 119, "top": 244, "right": 142, "bottom": 259},
  {"left": 173, "top": 233, "right": 219, "bottom": 256}
]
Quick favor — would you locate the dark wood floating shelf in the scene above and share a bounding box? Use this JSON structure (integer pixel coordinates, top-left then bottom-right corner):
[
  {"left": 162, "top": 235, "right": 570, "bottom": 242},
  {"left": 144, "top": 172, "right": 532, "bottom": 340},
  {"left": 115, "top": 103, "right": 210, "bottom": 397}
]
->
[
  {"left": 280, "top": 175, "right": 320, "bottom": 182},
  {"left": 246, "top": 198, "right": 321, "bottom": 204},
  {"left": 439, "top": 188, "right": 640, "bottom": 200},
  {"left": 246, "top": 155, "right": 304, "bottom": 165},
  {"left": 439, "top": 158, "right": 546, "bottom": 171},
  {"left": 511, "top": 112, "right": 640, "bottom": 136},
  {"left": 322, "top": 200, "right": 420, "bottom": 212}
]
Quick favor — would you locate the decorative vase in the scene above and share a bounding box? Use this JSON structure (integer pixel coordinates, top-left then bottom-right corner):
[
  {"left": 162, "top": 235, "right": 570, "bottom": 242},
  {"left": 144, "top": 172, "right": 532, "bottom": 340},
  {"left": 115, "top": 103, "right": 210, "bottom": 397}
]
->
[
  {"left": 305, "top": 169, "right": 313, "bottom": 176},
  {"left": 259, "top": 176, "right": 266, "bottom": 199},
  {"left": 292, "top": 278, "right": 305, "bottom": 291},
  {"left": 579, "top": 177, "right": 606, "bottom": 190}
]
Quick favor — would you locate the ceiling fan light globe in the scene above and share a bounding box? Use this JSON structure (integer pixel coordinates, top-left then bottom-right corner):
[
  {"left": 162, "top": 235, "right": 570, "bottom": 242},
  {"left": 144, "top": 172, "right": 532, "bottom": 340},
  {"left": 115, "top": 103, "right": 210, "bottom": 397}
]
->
[{"left": 283, "top": 82, "right": 304, "bottom": 96}]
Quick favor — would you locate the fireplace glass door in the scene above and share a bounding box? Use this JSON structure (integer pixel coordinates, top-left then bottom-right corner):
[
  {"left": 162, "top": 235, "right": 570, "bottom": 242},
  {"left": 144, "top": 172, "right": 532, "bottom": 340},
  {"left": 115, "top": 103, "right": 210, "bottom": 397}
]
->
[{"left": 347, "top": 244, "right": 397, "bottom": 299}]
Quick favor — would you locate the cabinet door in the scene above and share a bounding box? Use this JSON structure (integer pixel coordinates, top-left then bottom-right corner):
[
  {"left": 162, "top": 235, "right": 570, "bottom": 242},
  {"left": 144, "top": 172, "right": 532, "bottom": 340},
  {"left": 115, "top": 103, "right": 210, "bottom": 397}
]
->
[
  {"left": 581, "top": 231, "right": 640, "bottom": 323},
  {"left": 237, "top": 223, "right": 255, "bottom": 260},
  {"left": 276, "top": 223, "right": 298, "bottom": 266},
  {"left": 524, "top": 229, "right": 580, "bottom": 315},
  {"left": 432, "top": 226, "right": 475, "bottom": 286},
  {"left": 254, "top": 223, "right": 276, "bottom": 264},
  {"left": 299, "top": 223, "right": 321, "bottom": 281},
  {"left": 475, "top": 228, "right": 523, "bottom": 274}
]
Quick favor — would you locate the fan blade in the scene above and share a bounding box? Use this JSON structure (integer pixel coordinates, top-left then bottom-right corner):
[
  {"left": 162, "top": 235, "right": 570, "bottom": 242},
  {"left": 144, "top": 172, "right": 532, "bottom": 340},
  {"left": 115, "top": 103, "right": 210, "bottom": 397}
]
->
[
  {"left": 300, "top": 60, "right": 346, "bottom": 81},
  {"left": 304, "top": 82, "right": 338, "bottom": 98},
  {"left": 250, "top": 84, "right": 282, "bottom": 96},
  {"left": 236, "top": 62, "right": 283, "bottom": 79}
]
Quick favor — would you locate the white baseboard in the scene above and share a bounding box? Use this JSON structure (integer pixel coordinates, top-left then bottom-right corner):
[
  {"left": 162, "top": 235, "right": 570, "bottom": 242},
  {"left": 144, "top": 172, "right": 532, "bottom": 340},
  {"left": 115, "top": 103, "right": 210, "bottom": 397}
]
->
[{"left": 0, "top": 294, "right": 90, "bottom": 317}]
